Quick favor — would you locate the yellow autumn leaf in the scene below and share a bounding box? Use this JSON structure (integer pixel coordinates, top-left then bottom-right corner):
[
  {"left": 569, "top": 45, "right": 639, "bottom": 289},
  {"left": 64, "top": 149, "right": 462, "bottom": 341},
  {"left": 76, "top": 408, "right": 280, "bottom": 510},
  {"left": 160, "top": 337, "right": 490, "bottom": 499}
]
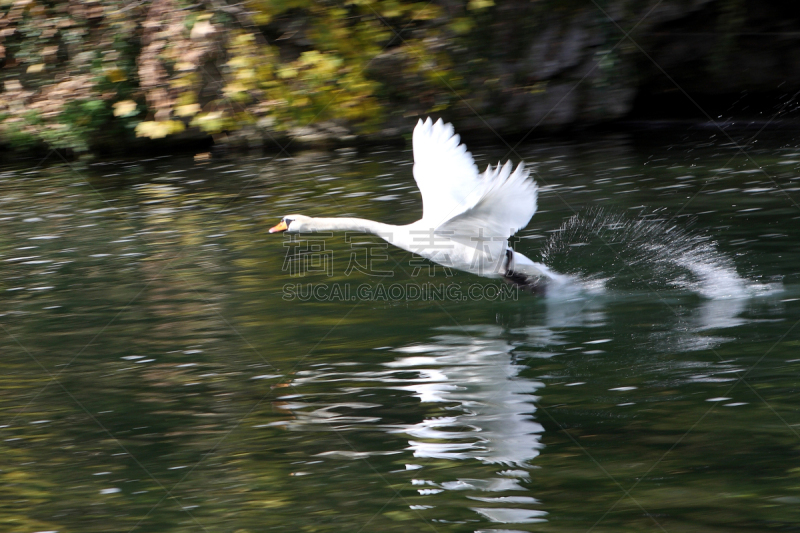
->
[
  {"left": 191, "top": 111, "right": 226, "bottom": 133},
  {"left": 277, "top": 67, "right": 298, "bottom": 79},
  {"left": 228, "top": 56, "right": 250, "bottom": 69},
  {"left": 135, "top": 120, "right": 185, "bottom": 139},
  {"left": 26, "top": 63, "right": 44, "bottom": 73},
  {"left": 468, "top": 0, "right": 494, "bottom": 9},
  {"left": 223, "top": 82, "right": 248, "bottom": 97},
  {"left": 237, "top": 68, "right": 256, "bottom": 81},
  {"left": 175, "top": 103, "right": 201, "bottom": 117},
  {"left": 299, "top": 50, "right": 323, "bottom": 66},
  {"left": 112, "top": 100, "right": 138, "bottom": 117},
  {"left": 105, "top": 67, "right": 127, "bottom": 82},
  {"left": 175, "top": 61, "right": 195, "bottom": 72}
]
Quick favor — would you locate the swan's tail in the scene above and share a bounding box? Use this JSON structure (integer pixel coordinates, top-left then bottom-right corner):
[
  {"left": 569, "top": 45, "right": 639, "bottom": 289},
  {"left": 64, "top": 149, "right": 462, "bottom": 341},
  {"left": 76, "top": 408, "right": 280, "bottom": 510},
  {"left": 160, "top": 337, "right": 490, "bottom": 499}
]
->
[{"left": 503, "top": 249, "right": 568, "bottom": 295}]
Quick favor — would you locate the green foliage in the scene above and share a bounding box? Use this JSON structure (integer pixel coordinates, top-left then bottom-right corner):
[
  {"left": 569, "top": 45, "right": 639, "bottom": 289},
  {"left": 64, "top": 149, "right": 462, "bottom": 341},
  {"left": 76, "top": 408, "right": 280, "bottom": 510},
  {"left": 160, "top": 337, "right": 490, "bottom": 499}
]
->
[
  {"left": 0, "top": 0, "right": 519, "bottom": 151},
  {"left": 186, "top": 0, "right": 458, "bottom": 137},
  {"left": 0, "top": 0, "right": 142, "bottom": 151}
]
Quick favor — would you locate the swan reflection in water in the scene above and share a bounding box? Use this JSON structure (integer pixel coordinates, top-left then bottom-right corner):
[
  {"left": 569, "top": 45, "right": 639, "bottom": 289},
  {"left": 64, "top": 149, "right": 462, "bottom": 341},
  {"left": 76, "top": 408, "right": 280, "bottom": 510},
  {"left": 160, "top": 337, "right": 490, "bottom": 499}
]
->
[
  {"left": 387, "top": 327, "right": 544, "bottom": 465},
  {"left": 285, "top": 323, "right": 551, "bottom": 527},
  {"left": 378, "top": 283, "right": 762, "bottom": 527},
  {"left": 282, "top": 277, "right": 769, "bottom": 529},
  {"left": 385, "top": 325, "right": 548, "bottom": 525}
]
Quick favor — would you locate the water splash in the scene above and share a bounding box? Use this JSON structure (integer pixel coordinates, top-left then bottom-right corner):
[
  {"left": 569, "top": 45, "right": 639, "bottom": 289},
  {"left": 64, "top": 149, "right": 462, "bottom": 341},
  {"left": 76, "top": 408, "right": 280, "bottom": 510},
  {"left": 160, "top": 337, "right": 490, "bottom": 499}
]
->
[{"left": 539, "top": 208, "right": 769, "bottom": 299}]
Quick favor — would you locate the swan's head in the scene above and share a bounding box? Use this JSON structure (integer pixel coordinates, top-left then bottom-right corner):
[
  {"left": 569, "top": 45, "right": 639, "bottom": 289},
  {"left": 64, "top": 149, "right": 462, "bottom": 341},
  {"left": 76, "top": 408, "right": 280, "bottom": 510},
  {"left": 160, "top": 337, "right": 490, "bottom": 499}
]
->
[{"left": 269, "top": 214, "right": 311, "bottom": 233}]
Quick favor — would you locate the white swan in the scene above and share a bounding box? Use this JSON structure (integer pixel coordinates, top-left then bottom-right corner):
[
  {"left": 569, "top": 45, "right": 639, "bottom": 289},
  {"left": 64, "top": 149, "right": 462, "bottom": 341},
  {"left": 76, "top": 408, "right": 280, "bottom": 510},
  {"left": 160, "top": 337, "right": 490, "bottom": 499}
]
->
[{"left": 270, "top": 117, "right": 560, "bottom": 291}]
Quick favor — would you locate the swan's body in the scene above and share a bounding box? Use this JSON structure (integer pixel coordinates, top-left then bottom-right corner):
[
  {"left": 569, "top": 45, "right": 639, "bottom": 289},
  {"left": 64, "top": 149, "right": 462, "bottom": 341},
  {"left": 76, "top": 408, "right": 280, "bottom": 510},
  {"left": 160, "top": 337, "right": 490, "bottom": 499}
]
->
[{"left": 270, "top": 118, "right": 561, "bottom": 291}]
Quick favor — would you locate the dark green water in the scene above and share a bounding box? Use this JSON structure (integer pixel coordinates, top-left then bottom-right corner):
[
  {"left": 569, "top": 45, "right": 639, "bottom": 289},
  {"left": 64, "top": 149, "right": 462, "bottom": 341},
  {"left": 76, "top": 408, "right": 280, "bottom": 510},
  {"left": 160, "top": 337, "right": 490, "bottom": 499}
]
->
[{"left": 1, "top": 130, "right": 800, "bottom": 532}]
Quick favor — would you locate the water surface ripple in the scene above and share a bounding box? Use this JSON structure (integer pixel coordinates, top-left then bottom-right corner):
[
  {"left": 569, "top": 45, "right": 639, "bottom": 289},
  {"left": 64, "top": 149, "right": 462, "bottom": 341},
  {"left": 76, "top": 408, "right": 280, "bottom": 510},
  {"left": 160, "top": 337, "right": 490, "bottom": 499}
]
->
[{"left": 0, "top": 132, "right": 799, "bottom": 532}]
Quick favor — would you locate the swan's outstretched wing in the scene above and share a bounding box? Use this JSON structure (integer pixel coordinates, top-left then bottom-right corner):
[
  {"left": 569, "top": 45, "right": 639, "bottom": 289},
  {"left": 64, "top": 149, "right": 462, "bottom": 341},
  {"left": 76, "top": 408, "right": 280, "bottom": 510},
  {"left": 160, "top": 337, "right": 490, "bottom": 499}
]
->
[
  {"left": 437, "top": 161, "right": 538, "bottom": 267},
  {"left": 412, "top": 118, "right": 486, "bottom": 228},
  {"left": 412, "top": 117, "right": 538, "bottom": 271}
]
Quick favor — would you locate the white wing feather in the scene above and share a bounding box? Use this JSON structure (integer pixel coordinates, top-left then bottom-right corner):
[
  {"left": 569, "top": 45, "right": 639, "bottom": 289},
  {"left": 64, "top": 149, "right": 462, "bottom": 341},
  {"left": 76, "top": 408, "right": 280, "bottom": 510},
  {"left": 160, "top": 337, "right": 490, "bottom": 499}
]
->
[
  {"left": 438, "top": 161, "right": 538, "bottom": 266},
  {"left": 412, "top": 116, "right": 538, "bottom": 242},
  {"left": 412, "top": 117, "right": 487, "bottom": 228}
]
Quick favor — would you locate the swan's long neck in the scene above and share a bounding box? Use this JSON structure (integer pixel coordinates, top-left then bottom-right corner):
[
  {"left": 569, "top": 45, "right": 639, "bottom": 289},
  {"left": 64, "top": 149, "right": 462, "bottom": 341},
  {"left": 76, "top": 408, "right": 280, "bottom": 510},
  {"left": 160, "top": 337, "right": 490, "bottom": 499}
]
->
[{"left": 304, "top": 217, "right": 398, "bottom": 236}]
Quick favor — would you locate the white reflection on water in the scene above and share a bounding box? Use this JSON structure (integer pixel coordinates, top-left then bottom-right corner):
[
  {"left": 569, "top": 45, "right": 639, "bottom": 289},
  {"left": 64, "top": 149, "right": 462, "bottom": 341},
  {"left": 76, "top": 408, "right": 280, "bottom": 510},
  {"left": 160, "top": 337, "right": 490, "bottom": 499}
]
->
[
  {"left": 387, "top": 327, "right": 544, "bottom": 466},
  {"left": 283, "top": 281, "right": 783, "bottom": 528},
  {"left": 287, "top": 323, "right": 549, "bottom": 526},
  {"left": 386, "top": 325, "right": 548, "bottom": 526}
]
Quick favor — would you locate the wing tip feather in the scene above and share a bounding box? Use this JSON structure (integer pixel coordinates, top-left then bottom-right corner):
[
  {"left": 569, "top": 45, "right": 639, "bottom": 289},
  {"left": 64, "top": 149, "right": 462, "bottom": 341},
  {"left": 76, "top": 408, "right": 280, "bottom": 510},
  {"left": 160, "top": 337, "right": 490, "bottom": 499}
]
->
[{"left": 414, "top": 117, "right": 541, "bottom": 230}]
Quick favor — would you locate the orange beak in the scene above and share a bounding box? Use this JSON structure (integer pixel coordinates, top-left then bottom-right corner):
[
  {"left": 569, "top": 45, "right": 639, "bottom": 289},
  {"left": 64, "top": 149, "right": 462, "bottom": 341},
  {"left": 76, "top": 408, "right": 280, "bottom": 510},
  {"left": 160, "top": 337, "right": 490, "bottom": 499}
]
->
[{"left": 269, "top": 220, "right": 288, "bottom": 233}]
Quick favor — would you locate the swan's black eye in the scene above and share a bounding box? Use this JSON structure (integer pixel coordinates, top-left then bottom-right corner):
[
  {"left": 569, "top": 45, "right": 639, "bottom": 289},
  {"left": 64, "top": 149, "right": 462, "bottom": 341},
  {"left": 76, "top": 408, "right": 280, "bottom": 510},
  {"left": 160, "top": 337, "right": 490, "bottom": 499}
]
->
[{"left": 284, "top": 218, "right": 293, "bottom": 226}]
